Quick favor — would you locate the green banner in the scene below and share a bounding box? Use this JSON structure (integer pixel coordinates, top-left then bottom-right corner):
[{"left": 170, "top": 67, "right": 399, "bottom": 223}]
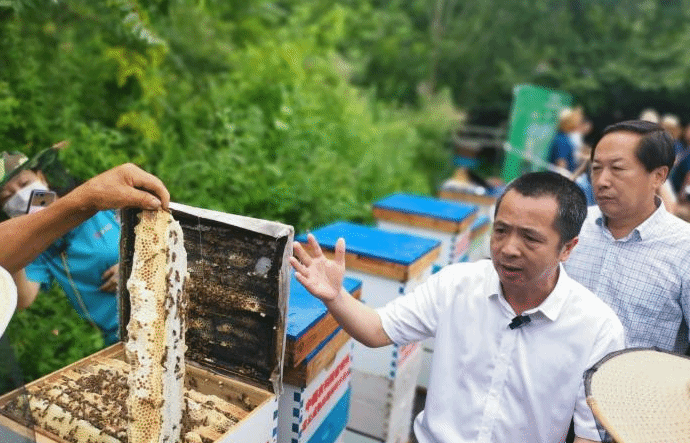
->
[{"left": 501, "top": 84, "right": 572, "bottom": 183}]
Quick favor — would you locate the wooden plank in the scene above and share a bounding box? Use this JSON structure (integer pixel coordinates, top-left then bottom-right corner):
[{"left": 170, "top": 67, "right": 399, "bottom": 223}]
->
[
  {"left": 316, "top": 247, "right": 440, "bottom": 283},
  {"left": 438, "top": 189, "right": 497, "bottom": 207},
  {"left": 373, "top": 207, "right": 459, "bottom": 233},
  {"left": 287, "top": 287, "right": 361, "bottom": 367},
  {"left": 301, "top": 228, "right": 441, "bottom": 282},
  {"left": 470, "top": 222, "right": 491, "bottom": 241},
  {"left": 0, "top": 413, "right": 59, "bottom": 443},
  {"left": 0, "top": 341, "right": 274, "bottom": 443},
  {"left": 407, "top": 246, "right": 441, "bottom": 281},
  {"left": 283, "top": 330, "right": 351, "bottom": 388},
  {"left": 372, "top": 207, "right": 477, "bottom": 234},
  {"left": 311, "top": 247, "right": 405, "bottom": 281},
  {"left": 185, "top": 362, "right": 269, "bottom": 411},
  {"left": 0, "top": 343, "right": 124, "bottom": 410}
]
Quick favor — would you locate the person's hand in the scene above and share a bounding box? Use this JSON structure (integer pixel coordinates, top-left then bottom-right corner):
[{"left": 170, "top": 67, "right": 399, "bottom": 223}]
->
[
  {"left": 289, "top": 234, "right": 346, "bottom": 303},
  {"left": 99, "top": 263, "right": 119, "bottom": 293},
  {"left": 72, "top": 163, "right": 170, "bottom": 212}
]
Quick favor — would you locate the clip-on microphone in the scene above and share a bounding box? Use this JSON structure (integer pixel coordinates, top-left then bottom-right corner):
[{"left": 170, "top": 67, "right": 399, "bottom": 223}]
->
[{"left": 509, "top": 314, "right": 531, "bottom": 330}]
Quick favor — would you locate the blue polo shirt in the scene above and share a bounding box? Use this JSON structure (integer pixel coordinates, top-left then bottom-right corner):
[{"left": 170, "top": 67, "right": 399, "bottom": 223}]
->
[
  {"left": 26, "top": 211, "right": 120, "bottom": 344},
  {"left": 548, "top": 132, "right": 576, "bottom": 172}
]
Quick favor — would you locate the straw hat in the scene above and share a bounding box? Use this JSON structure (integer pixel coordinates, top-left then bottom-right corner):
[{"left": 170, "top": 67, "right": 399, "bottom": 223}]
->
[{"left": 585, "top": 348, "right": 690, "bottom": 443}]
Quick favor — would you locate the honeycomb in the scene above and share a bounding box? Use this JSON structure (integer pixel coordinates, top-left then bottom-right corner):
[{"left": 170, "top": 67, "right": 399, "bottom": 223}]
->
[
  {"left": 1, "top": 359, "right": 247, "bottom": 443},
  {"left": 126, "top": 210, "right": 188, "bottom": 443}
]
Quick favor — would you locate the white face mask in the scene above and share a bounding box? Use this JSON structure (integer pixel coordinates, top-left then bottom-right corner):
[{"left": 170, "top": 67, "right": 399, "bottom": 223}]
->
[{"left": 3, "top": 181, "right": 50, "bottom": 218}]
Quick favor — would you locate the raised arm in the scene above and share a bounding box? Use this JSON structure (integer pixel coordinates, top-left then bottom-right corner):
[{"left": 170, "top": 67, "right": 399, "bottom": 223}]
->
[
  {"left": 289, "top": 234, "right": 392, "bottom": 348},
  {"left": 0, "top": 163, "right": 169, "bottom": 273}
]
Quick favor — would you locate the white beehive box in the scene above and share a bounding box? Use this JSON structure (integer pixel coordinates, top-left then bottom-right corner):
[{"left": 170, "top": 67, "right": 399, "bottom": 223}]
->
[
  {"left": 438, "top": 180, "right": 501, "bottom": 219},
  {"left": 279, "top": 341, "right": 352, "bottom": 443},
  {"left": 0, "top": 202, "right": 294, "bottom": 443},
  {"left": 278, "top": 275, "right": 362, "bottom": 443},
  {"left": 468, "top": 214, "right": 492, "bottom": 262},
  {"left": 297, "top": 222, "right": 439, "bottom": 443},
  {"left": 372, "top": 193, "right": 478, "bottom": 272}
]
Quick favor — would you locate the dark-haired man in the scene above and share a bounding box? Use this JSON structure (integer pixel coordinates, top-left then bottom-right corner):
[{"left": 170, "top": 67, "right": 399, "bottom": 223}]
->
[
  {"left": 291, "top": 172, "right": 624, "bottom": 443},
  {"left": 566, "top": 120, "right": 690, "bottom": 354}
]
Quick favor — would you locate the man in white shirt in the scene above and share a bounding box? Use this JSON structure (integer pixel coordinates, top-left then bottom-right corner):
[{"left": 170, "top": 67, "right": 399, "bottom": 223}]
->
[
  {"left": 0, "top": 163, "right": 169, "bottom": 338},
  {"left": 291, "top": 171, "right": 625, "bottom": 443}
]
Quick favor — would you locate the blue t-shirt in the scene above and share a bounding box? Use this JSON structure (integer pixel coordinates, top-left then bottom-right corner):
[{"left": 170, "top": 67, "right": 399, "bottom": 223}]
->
[
  {"left": 548, "top": 132, "right": 576, "bottom": 172},
  {"left": 26, "top": 210, "right": 120, "bottom": 344}
]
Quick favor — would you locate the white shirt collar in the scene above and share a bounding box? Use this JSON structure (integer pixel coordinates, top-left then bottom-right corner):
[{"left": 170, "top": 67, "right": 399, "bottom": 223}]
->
[{"left": 487, "top": 263, "right": 570, "bottom": 322}]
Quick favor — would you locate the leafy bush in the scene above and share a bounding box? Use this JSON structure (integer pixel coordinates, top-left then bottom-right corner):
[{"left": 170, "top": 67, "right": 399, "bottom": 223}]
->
[
  {"left": 4, "top": 284, "right": 104, "bottom": 387},
  {"left": 0, "top": 0, "right": 457, "bottom": 383}
]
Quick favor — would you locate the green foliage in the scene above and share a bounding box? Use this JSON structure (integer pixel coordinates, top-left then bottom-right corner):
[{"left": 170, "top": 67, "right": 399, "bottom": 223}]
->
[
  {"left": 6, "top": 0, "right": 690, "bottom": 386},
  {"left": 5, "top": 284, "right": 104, "bottom": 385},
  {"left": 0, "top": 0, "right": 456, "bottom": 382}
]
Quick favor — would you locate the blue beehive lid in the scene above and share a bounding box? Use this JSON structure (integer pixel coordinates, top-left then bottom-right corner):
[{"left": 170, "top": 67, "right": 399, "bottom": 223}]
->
[
  {"left": 296, "top": 221, "right": 441, "bottom": 266},
  {"left": 373, "top": 192, "right": 477, "bottom": 222},
  {"left": 471, "top": 215, "right": 491, "bottom": 231},
  {"left": 287, "top": 274, "right": 362, "bottom": 340}
]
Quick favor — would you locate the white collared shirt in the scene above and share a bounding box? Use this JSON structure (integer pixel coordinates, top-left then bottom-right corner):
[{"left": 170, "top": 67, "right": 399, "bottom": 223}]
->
[{"left": 377, "top": 260, "right": 624, "bottom": 443}]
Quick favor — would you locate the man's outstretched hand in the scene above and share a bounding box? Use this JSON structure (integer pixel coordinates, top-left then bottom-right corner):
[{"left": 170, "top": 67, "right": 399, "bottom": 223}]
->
[{"left": 290, "top": 233, "right": 346, "bottom": 304}]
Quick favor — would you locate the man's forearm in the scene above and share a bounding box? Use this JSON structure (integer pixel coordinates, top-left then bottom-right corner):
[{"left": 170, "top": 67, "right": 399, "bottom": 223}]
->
[
  {"left": 325, "top": 287, "right": 392, "bottom": 348},
  {"left": 0, "top": 192, "right": 94, "bottom": 273},
  {"left": 12, "top": 269, "right": 40, "bottom": 310}
]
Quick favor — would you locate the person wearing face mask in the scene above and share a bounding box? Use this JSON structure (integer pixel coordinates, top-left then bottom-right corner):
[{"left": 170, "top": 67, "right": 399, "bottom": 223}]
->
[
  {"left": 0, "top": 146, "right": 124, "bottom": 345},
  {"left": 0, "top": 160, "right": 169, "bottom": 341}
]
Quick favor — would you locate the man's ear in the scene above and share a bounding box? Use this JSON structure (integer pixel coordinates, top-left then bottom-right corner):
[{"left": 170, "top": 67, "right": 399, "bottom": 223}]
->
[
  {"left": 559, "top": 236, "right": 578, "bottom": 262},
  {"left": 653, "top": 165, "right": 669, "bottom": 188}
]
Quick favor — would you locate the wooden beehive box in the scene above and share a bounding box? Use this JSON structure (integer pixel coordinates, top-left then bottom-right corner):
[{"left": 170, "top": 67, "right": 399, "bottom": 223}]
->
[
  {"left": 468, "top": 214, "right": 492, "bottom": 262},
  {"left": 372, "top": 193, "right": 478, "bottom": 269},
  {"left": 284, "top": 275, "right": 362, "bottom": 370},
  {"left": 0, "top": 202, "right": 294, "bottom": 443},
  {"left": 296, "top": 222, "right": 439, "bottom": 443}
]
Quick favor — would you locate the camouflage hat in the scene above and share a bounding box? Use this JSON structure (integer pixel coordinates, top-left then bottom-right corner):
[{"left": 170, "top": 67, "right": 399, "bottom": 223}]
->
[{"left": 0, "top": 142, "right": 66, "bottom": 189}]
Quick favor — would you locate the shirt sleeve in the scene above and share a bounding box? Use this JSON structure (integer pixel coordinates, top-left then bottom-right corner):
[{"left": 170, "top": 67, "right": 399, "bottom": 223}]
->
[
  {"left": 573, "top": 316, "right": 626, "bottom": 441},
  {"left": 681, "top": 267, "right": 690, "bottom": 351},
  {"left": 549, "top": 135, "right": 575, "bottom": 169},
  {"left": 376, "top": 264, "right": 460, "bottom": 346},
  {"left": 25, "top": 254, "right": 52, "bottom": 290}
]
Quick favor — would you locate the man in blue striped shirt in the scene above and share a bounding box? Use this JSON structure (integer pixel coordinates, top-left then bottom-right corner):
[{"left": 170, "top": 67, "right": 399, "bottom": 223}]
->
[{"left": 565, "top": 120, "right": 690, "bottom": 354}]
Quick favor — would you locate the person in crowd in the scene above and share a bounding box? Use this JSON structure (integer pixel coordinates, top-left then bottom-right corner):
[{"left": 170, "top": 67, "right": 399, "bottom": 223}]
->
[
  {"left": 0, "top": 146, "right": 167, "bottom": 345},
  {"left": 639, "top": 108, "right": 660, "bottom": 123},
  {"left": 670, "top": 121, "right": 690, "bottom": 196},
  {"left": 565, "top": 120, "right": 690, "bottom": 354},
  {"left": 291, "top": 172, "right": 624, "bottom": 443},
  {"left": 549, "top": 107, "right": 586, "bottom": 173},
  {"left": 655, "top": 114, "right": 683, "bottom": 212},
  {"left": 660, "top": 114, "right": 684, "bottom": 155}
]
